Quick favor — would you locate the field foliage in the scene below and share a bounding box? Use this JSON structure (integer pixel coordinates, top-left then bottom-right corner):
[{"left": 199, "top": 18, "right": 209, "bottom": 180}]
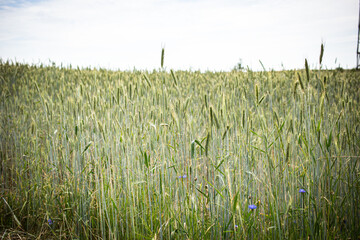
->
[{"left": 0, "top": 60, "right": 359, "bottom": 239}]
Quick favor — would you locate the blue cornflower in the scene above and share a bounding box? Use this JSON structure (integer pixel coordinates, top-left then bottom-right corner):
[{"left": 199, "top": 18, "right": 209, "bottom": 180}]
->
[
  {"left": 248, "top": 204, "right": 257, "bottom": 210},
  {"left": 178, "top": 174, "right": 187, "bottom": 179},
  {"left": 235, "top": 224, "right": 238, "bottom": 228},
  {"left": 48, "top": 218, "right": 53, "bottom": 225},
  {"left": 299, "top": 189, "right": 306, "bottom": 193}
]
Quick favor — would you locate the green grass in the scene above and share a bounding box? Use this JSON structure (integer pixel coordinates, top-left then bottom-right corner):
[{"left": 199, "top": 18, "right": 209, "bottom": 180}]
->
[{"left": 0, "top": 59, "right": 359, "bottom": 239}]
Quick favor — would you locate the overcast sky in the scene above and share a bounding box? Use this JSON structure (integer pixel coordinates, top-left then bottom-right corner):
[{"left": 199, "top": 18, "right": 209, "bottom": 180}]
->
[{"left": 0, "top": 0, "right": 358, "bottom": 71}]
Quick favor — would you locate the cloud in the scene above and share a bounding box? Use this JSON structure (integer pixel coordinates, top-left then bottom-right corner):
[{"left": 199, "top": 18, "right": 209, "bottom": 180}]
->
[{"left": 0, "top": 0, "right": 358, "bottom": 70}]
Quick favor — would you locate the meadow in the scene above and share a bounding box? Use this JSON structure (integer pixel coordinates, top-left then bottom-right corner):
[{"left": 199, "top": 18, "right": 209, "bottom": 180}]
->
[{"left": 0, "top": 56, "right": 359, "bottom": 239}]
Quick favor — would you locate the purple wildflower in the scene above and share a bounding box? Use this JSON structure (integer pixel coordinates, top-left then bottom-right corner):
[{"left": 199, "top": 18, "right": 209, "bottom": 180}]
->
[
  {"left": 48, "top": 218, "right": 53, "bottom": 225},
  {"left": 178, "top": 174, "right": 187, "bottom": 179},
  {"left": 299, "top": 189, "right": 306, "bottom": 193},
  {"left": 248, "top": 204, "right": 257, "bottom": 210}
]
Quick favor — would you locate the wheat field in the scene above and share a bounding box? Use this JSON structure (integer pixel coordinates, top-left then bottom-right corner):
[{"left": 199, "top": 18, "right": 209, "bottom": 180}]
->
[{"left": 0, "top": 55, "right": 359, "bottom": 239}]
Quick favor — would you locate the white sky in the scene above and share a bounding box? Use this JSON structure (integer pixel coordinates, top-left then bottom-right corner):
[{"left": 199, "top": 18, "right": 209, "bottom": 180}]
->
[{"left": 0, "top": 0, "right": 358, "bottom": 71}]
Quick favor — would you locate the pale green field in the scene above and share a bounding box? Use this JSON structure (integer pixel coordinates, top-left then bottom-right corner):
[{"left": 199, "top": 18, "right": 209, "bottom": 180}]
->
[{"left": 0, "top": 59, "right": 359, "bottom": 239}]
